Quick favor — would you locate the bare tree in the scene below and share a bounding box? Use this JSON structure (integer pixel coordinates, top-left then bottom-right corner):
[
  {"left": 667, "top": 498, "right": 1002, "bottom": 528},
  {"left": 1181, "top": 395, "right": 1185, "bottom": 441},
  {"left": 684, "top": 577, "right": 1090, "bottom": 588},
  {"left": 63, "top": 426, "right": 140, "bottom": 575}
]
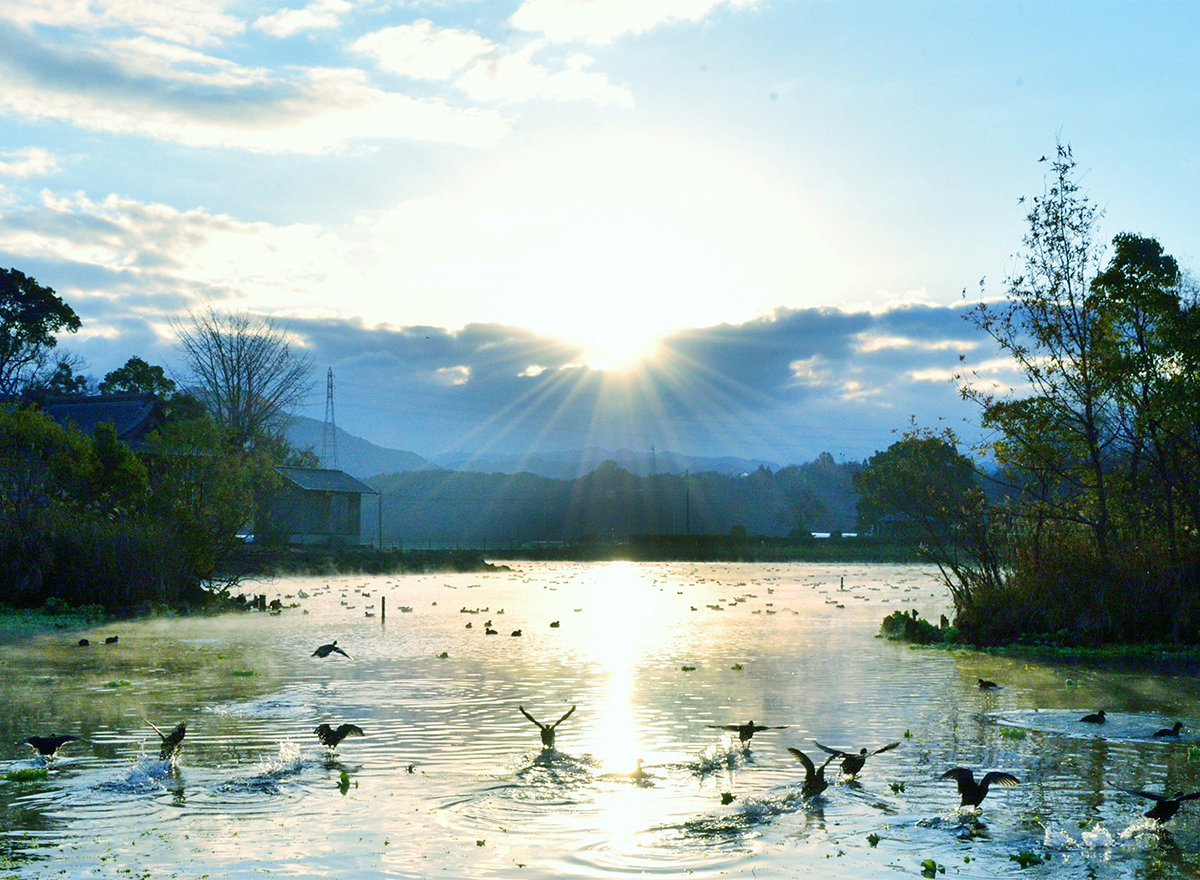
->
[{"left": 174, "top": 309, "right": 313, "bottom": 449}]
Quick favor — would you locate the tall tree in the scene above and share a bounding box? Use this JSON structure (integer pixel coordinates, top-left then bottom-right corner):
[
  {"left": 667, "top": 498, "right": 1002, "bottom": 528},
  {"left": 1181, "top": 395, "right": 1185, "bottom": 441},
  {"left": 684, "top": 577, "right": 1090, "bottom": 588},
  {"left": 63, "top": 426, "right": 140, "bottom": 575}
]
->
[
  {"left": 99, "top": 356, "right": 177, "bottom": 399},
  {"left": 962, "top": 142, "right": 1116, "bottom": 571},
  {"left": 0, "top": 268, "right": 81, "bottom": 400},
  {"left": 174, "top": 309, "right": 314, "bottom": 450}
]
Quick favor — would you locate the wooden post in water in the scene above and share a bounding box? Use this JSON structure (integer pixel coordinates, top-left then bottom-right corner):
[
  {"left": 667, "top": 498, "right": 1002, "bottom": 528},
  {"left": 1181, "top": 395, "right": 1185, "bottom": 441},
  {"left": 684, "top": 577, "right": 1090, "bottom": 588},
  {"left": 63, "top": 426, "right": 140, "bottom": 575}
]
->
[{"left": 381, "top": 596, "right": 386, "bottom": 623}]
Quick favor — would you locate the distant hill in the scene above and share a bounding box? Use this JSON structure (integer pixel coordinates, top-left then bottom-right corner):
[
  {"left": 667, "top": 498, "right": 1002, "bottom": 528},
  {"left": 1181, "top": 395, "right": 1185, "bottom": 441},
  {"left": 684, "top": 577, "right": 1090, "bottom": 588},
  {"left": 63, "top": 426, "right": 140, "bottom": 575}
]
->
[
  {"left": 286, "top": 417, "right": 433, "bottom": 479},
  {"left": 431, "top": 447, "right": 783, "bottom": 480}
]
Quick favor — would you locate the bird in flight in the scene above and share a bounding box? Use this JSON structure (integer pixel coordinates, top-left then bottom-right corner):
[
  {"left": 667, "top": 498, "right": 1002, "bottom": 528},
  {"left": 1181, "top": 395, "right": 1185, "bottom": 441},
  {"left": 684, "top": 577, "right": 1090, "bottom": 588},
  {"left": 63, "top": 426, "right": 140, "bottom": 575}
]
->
[
  {"left": 813, "top": 740, "right": 900, "bottom": 778},
  {"left": 940, "top": 767, "right": 1019, "bottom": 808},
  {"left": 315, "top": 723, "right": 365, "bottom": 749},
  {"left": 787, "top": 748, "right": 837, "bottom": 798},
  {"left": 708, "top": 720, "right": 788, "bottom": 745},
  {"left": 22, "top": 734, "right": 81, "bottom": 758},
  {"left": 312, "top": 640, "right": 352, "bottom": 659},
  {"left": 148, "top": 721, "right": 186, "bottom": 762},
  {"left": 519, "top": 705, "right": 575, "bottom": 749},
  {"left": 1120, "top": 788, "right": 1200, "bottom": 824}
]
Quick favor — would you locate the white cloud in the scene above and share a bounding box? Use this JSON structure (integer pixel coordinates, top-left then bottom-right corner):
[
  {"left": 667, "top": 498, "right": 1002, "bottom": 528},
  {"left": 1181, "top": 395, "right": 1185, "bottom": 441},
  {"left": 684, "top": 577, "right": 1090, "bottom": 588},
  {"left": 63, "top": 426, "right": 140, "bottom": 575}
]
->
[
  {"left": 456, "top": 41, "right": 633, "bottom": 106},
  {"left": 0, "top": 57, "right": 508, "bottom": 152},
  {"left": 253, "top": 0, "right": 354, "bottom": 39},
  {"left": 0, "top": 190, "right": 351, "bottom": 311},
  {"left": 0, "top": 0, "right": 244, "bottom": 48},
  {"left": 353, "top": 20, "right": 497, "bottom": 80},
  {"left": 354, "top": 21, "right": 633, "bottom": 107},
  {"left": 510, "top": 0, "right": 759, "bottom": 44},
  {"left": 0, "top": 147, "right": 58, "bottom": 178}
]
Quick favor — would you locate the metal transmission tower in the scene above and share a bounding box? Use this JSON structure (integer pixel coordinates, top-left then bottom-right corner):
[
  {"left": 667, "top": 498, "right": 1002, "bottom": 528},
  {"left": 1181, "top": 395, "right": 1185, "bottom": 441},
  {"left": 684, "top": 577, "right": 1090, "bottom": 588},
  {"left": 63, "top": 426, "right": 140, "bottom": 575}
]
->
[{"left": 320, "top": 368, "right": 339, "bottom": 470}]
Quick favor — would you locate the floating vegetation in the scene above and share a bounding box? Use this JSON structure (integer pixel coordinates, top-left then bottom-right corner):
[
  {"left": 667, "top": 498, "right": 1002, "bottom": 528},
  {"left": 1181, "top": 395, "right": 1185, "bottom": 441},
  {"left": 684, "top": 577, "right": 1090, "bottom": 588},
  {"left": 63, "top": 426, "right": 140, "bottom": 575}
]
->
[
  {"left": 105, "top": 680, "right": 131, "bottom": 688},
  {"left": 5, "top": 768, "right": 48, "bottom": 783},
  {"left": 230, "top": 669, "right": 256, "bottom": 677},
  {"left": 999, "top": 727, "right": 1027, "bottom": 740},
  {"left": 437, "top": 652, "right": 449, "bottom": 659},
  {"left": 1010, "top": 851, "right": 1044, "bottom": 868},
  {"left": 730, "top": 663, "right": 744, "bottom": 671},
  {"left": 890, "top": 782, "right": 906, "bottom": 794},
  {"left": 681, "top": 665, "right": 696, "bottom": 672},
  {"left": 721, "top": 792, "right": 735, "bottom": 805},
  {"left": 920, "top": 858, "right": 945, "bottom": 877},
  {"left": 867, "top": 833, "right": 880, "bottom": 847}
]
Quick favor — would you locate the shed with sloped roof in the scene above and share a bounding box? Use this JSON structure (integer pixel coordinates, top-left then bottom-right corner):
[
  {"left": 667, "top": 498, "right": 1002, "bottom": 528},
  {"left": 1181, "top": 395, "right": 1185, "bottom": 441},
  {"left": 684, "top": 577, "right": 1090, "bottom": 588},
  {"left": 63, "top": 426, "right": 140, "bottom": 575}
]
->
[{"left": 257, "top": 466, "right": 378, "bottom": 544}]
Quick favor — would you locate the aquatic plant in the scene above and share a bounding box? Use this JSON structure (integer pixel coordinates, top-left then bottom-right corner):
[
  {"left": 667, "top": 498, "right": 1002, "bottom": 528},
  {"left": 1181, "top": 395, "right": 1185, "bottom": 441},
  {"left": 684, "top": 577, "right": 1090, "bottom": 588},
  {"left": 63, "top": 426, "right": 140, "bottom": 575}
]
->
[
  {"left": 1010, "top": 851, "right": 1044, "bottom": 868},
  {"left": 920, "top": 858, "right": 945, "bottom": 877},
  {"left": 5, "top": 768, "right": 49, "bottom": 782},
  {"left": 105, "top": 680, "right": 131, "bottom": 688},
  {"left": 866, "top": 833, "right": 880, "bottom": 847}
]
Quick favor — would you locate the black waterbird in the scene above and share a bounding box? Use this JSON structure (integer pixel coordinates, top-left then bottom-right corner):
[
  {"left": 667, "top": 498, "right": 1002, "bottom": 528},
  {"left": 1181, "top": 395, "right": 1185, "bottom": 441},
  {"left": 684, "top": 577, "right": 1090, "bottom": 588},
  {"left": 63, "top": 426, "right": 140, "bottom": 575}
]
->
[
  {"left": 940, "top": 767, "right": 1019, "bottom": 808},
  {"left": 787, "top": 747, "right": 837, "bottom": 798},
  {"left": 312, "top": 640, "right": 351, "bottom": 659},
  {"left": 708, "top": 720, "right": 788, "bottom": 745},
  {"left": 22, "top": 734, "right": 80, "bottom": 757},
  {"left": 315, "top": 723, "right": 365, "bottom": 749},
  {"left": 519, "top": 705, "right": 575, "bottom": 749},
  {"left": 148, "top": 721, "right": 186, "bottom": 762},
  {"left": 813, "top": 740, "right": 900, "bottom": 777},
  {"left": 1120, "top": 788, "right": 1200, "bottom": 823}
]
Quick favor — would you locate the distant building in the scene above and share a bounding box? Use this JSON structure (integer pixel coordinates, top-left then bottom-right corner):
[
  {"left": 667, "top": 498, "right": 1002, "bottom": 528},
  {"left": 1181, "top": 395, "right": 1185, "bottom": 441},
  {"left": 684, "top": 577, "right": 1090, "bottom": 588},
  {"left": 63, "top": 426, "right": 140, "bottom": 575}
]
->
[
  {"left": 257, "top": 466, "right": 378, "bottom": 545},
  {"left": 41, "top": 394, "right": 164, "bottom": 451}
]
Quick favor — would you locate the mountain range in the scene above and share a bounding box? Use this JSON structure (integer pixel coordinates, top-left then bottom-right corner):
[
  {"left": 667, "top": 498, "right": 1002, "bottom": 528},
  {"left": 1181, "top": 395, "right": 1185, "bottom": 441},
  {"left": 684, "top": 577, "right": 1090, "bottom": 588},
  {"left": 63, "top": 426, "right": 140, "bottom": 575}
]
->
[{"left": 286, "top": 416, "right": 786, "bottom": 481}]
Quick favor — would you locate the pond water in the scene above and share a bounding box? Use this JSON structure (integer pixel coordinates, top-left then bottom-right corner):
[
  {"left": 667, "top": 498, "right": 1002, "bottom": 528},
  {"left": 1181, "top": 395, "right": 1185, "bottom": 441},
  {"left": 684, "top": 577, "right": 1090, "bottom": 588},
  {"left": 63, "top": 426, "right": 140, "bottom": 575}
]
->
[{"left": 2, "top": 561, "right": 1200, "bottom": 879}]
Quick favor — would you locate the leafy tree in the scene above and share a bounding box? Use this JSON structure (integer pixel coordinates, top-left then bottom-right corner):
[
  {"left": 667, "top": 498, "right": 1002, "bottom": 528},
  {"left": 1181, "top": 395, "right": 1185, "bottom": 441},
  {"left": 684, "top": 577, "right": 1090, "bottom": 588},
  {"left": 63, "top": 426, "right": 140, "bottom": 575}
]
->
[
  {"left": 100, "top": 356, "right": 177, "bottom": 399},
  {"left": 855, "top": 428, "right": 998, "bottom": 616},
  {"left": 962, "top": 141, "right": 1117, "bottom": 572},
  {"left": 174, "top": 309, "right": 313, "bottom": 451},
  {"left": 0, "top": 268, "right": 81, "bottom": 400}
]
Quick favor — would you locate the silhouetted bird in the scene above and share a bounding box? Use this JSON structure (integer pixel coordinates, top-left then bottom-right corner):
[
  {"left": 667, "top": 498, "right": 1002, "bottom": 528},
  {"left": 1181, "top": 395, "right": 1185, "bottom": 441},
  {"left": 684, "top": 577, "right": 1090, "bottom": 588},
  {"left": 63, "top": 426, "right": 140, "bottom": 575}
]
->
[
  {"left": 1153, "top": 721, "right": 1184, "bottom": 738},
  {"left": 22, "top": 734, "right": 80, "bottom": 757},
  {"left": 708, "top": 720, "right": 788, "bottom": 745},
  {"left": 312, "top": 640, "right": 351, "bottom": 659},
  {"left": 977, "top": 678, "right": 1001, "bottom": 690},
  {"left": 148, "top": 721, "right": 186, "bottom": 762},
  {"left": 77, "top": 639, "right": 89, "bottom": 647},
  {"left": 813, "top": 740, "right": 900, "bottom": 777},
  {"left": 787, "top": 747, "right": 837, "bottom": 798},
  {"left": 1121, "top": 788, "right": 1200, "bottom": 823},
  {"left": 315, "top": 723, "right": 365, "bottom": 748},
  {"left": 520, "top": 705, "right": 575, "bottom": 749},
  {"left": 105, "top": 636, "right": 119, "bottom": 644},
  {"left": 940, "top": 767, "right": 1019, "bottom": 808},
  {"left": 1080, "top": 710, "right": 1107, "bottom": 724}
]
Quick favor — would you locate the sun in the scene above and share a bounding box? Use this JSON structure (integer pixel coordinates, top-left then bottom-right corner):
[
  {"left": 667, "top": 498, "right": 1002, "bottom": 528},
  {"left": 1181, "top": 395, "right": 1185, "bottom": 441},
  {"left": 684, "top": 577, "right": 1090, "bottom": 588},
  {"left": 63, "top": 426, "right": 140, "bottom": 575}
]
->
[{"left": 503, "top": 222, "right": 737, "bottom": 370}]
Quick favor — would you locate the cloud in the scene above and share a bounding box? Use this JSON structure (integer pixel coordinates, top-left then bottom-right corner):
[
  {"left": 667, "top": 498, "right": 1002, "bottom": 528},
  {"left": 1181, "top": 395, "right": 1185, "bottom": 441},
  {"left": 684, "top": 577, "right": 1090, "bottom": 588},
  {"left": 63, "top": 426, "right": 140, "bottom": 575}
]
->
[
  {"left": 456, "top": 43, "right": 633, "bottom": 106},
  {"left": 510, "top": 0, "right": 760, "bottom": 44},
  {"left": 253, "top": 0, "right": 354, "bottom": 38},
  {"left": 0, "top": 147, "right": 58, "bottom": 178},
  {"left": 265, "top": 304, "right": 990, "bottom": 461},
  {"left": 0, "top": 0, "right": 244, "bottom": 48},
  {"left": 353, "top": 21, "right": 633, "bottom": 107},
  {"left": 0, "top": 22, "right": 508, "bottom": 151},
  {"left": 353, "top": 20, "right": 497, "bottom": 81}
]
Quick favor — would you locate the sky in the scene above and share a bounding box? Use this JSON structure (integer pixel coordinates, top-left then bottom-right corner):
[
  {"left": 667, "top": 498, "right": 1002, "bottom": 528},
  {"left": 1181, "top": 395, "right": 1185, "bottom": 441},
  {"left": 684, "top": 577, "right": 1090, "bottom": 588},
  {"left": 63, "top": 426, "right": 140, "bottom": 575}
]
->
[{"left": 1, "top": 1, "right": 1197, "bottom": 466}]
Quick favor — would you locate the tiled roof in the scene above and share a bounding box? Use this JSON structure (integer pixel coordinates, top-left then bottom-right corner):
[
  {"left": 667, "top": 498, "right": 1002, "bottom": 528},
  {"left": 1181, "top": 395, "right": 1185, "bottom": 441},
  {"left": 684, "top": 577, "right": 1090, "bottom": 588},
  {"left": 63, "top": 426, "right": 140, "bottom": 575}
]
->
[
  {"left": 275, "top": 466, "right": 378, "bottom": 494},
  {"left": 43, "top": 394, "right": 162, "bottom": 441}
]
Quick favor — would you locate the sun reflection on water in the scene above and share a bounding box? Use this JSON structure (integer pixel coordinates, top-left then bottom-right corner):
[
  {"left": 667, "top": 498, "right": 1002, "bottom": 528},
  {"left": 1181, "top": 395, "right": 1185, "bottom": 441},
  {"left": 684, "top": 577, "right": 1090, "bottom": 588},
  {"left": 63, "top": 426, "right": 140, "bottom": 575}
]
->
[{"left": 581, "top": 561, "right": 644, "bottom": 775}]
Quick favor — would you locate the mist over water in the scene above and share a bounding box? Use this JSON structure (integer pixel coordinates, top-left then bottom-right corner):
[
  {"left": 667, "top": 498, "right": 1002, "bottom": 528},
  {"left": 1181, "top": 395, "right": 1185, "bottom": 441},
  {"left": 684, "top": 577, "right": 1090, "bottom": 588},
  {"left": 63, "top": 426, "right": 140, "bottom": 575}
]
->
[{"left": 2, "top": 562, "right": 1199, "bottom": 878}]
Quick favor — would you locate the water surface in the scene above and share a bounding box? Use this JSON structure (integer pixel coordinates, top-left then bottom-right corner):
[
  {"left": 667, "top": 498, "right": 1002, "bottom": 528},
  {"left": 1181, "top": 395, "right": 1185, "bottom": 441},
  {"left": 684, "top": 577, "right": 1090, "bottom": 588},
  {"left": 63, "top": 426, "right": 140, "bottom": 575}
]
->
[{"left": 2, "top": 562, "right": 1199, "bottom": 878}]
